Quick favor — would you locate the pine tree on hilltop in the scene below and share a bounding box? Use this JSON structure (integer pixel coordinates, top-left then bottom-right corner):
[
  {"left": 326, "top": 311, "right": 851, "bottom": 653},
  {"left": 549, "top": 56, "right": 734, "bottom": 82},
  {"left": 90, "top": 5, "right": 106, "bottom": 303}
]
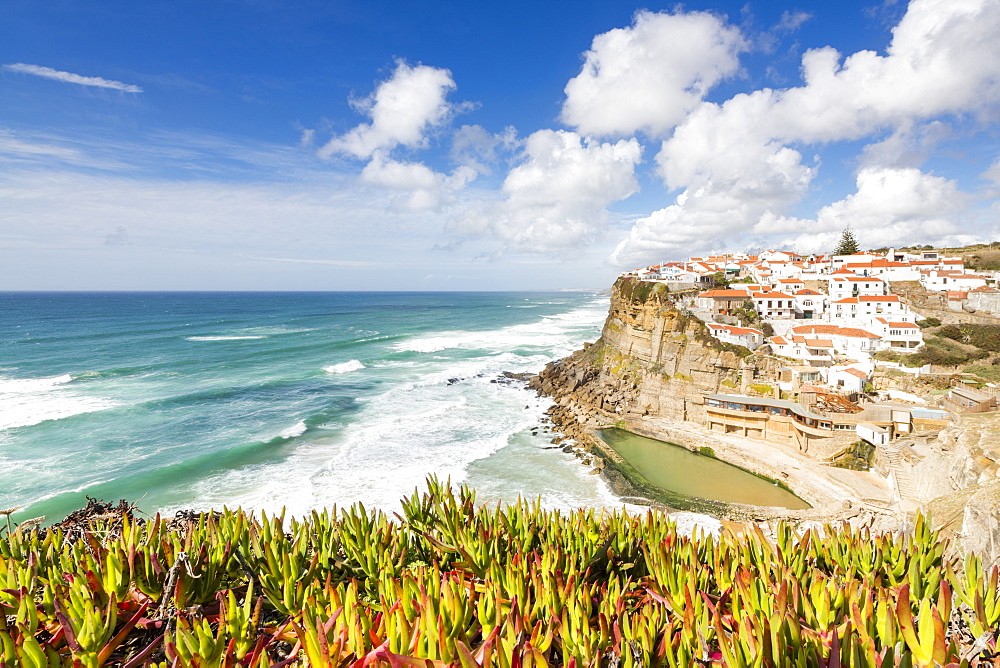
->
[{"left": 833, "top": 226, "right": 860, "bottom": 256}]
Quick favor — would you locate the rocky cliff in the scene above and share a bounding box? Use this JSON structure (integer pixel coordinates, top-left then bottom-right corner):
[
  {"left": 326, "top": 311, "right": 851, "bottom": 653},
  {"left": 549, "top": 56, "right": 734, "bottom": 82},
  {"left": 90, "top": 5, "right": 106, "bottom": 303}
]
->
[
  {"left": 531, "top": 277, "right": 781, "bottom": 437},
  {"left": 532, "top": 277, "right": 1000, "bottom": 558}
]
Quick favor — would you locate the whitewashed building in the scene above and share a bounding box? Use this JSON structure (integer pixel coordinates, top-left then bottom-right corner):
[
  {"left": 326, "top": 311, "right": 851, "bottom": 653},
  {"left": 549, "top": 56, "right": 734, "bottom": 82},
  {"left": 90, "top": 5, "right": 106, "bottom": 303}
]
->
[{"left": 706, "top": 323, "right": 764, "bottom": 350}]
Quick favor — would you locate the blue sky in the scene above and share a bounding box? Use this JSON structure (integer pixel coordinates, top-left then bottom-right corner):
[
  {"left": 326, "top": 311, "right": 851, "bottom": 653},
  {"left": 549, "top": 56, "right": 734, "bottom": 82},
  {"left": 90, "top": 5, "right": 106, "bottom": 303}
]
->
[{"left": 1, "top": 0, "right": 998, "bottom": 290}]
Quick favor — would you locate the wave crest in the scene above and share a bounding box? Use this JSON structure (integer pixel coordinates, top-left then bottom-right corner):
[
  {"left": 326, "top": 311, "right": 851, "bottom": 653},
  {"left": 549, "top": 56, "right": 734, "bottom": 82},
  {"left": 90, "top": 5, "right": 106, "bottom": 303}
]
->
[{"left": 323, "top": 360, "right": 365, "bottom": 374}]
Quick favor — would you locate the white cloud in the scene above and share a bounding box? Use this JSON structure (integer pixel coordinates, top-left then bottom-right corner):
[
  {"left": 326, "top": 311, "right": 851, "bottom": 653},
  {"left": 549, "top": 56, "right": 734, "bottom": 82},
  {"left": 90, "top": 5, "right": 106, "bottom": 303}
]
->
[
  {"left": 359, "top": 151, "right": 476, "bottom": 211},
  {"left": 772, "top": 167, "right": 976, "bottom": 252},
  {"left": 776, "top": 10, "right": 812, "bottom": 32},
  {"left": 3, "top": 63, "right": 142, "bottom": 92},
  {"left": 449, "top": 124, "right": 518, "bottom": 175},
  {"left": 318, "top": 61, "right": 458, "bottom": 159},
  {"left": 613, "top": 0, "right": 1000, "bottom": 267},
  {"left": 560, "top": 10, "right": 745, "bottom": 138},
  {"left": 452, "top": 130, "right": 641, "bottom": 253}
]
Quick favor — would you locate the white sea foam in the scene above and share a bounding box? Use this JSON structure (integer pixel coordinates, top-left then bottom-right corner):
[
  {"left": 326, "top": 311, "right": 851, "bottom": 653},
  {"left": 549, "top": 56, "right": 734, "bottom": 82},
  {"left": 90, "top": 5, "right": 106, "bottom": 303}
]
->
[
  {"left": 0, "top": 373, "right": 73, "bottom": 393},
  {"left": 158, "top": 295, "right": 615, "bottom": 518},
  {"left": 277, "top": 421, "right": 307, "bottom": 439},
  {"left": 323, "top": 360, "right": 365, "bottom": 374},
  {"left": 0, "top": 373, "right": 118, "bottom": 431},
  {"left": 394, "top": 301, "right": 607, "bottom": 356},
  {"left": 186, "top": 335, "right": 267, "bottom": 341}
]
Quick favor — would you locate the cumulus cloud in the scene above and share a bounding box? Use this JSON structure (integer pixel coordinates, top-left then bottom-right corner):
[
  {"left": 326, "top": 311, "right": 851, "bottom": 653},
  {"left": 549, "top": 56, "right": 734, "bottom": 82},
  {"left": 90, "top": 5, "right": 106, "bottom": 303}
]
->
[
  {"left": 452, "top": 130, "right": 641, "bottom": 253},
  {"left": 769, "top": 167, "right": 975, "bottom": 252},
  {"left": 560, "top": 10, "right": 745, "bottom": 138},
  {"left": 360, "top": 152, "right": 476, "bottom": 211},
  {"left": 3, "top": 63, "right": 142, "bottom": 92},
  {"left": 613, "top": 0, "right": 1000, "bottom": 267},
  {"left": 318, "top": 61, "right": 458, "bottom": 159},
  {"left": 449, "top": 124, "right": 518, "bottom": 175}
]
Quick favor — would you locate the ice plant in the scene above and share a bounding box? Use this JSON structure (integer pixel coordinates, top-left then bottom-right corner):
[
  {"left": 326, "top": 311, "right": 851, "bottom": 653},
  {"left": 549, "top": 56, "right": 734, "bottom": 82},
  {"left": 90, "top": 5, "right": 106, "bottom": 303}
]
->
[{"left": 1, "top": 478, "right": 998, "bottom": 665}]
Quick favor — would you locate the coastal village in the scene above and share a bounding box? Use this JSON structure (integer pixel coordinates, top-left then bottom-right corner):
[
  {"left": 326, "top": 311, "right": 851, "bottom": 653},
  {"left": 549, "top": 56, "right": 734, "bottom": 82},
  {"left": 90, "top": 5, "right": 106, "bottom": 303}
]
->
[
  {"left": 621, "top": 246, "right": 1000, "bottom": 460},
  {"left": 531, "top": 241, "right": 1000, "bottom": 559}
]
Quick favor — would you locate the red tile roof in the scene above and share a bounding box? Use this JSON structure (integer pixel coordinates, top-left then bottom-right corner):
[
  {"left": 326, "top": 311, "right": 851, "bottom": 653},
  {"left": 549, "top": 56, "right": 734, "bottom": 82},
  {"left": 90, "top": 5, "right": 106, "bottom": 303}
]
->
[
  {"left": 792, "top": 324, "right": 881, "bottom": 339},
  {"left": 698, "top": 289, "right": 751, "bottom": 298}
]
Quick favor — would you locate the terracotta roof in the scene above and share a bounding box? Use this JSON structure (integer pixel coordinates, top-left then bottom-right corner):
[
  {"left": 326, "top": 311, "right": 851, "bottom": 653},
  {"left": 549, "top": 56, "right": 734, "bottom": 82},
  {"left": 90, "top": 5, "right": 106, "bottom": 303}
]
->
[
  {"left": 753, "top": 291, "right": 794, "bottom": 299},
  {"left": 711, "top": 324, "right": 762, "bottom": 336},
  {"left": 698, "top": 289, "right": 751, "bottom": 298},
  {"left": 844, "top": 368, "right": 868, "bottom": 378},
  {"left": 947, "top": 291, "right": 968, "bottom": 300},
  {"left": 792, "top": 324, "right": 881, "bottom": 339},
  {"left": 794, "top": 289, "right": 823, "bottom": 295},
  {"left": 777, "top": 278, "right": 803, "bottom": 283},
  {"left": 885, "top": 321, "right": 918, "bottom": 328},
  {"left": 805, "top": 339, "right": 834, "bottom": 348},
  {"left": 971, "top": 286, "right": 1000, "bottom": 293},
  {"left": 770, "top": 336, "right": 789, "bottom": 345},
  {"left": 858, "top": 295, "right": 900, "bottom": 302},
  {"left": 833, "top": 297, "right": 858, "bottom": 304},
  {"left": 833, "top": 276, "right": 884, "bottom": 282}
]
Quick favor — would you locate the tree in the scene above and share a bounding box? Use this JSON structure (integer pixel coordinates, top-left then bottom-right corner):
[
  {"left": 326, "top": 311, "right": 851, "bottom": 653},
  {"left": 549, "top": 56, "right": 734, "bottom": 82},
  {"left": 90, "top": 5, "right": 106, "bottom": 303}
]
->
[
  {"left": 708, "top": 271, "right": 730, "bottom": 289},
  {"left": 833, "top": 227, "right": 860, "bottom": 256}
]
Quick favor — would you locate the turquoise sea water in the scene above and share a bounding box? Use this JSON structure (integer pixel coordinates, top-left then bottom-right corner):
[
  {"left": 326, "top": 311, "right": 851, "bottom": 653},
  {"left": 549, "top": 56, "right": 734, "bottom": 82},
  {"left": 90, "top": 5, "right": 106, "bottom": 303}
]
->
[{"left": 0, "top": 292, "right": 624, "bottom": 524}]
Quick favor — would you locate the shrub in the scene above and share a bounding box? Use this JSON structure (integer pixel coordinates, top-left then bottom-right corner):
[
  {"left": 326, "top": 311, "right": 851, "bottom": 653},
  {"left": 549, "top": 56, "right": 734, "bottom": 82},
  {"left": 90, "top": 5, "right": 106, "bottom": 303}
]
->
[{"left": 0, "top": 483, "right": 993, "bottom": 666}]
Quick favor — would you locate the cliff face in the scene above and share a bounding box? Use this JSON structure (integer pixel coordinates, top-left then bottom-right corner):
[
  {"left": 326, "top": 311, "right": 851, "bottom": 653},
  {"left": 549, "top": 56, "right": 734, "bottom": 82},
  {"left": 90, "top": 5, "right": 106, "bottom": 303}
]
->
[
  {"left": 533, "top": 277, "right": 1000, "bottom": 557},
  {"left": 531, "top": 278, "right": 781, "bottom": 433}
]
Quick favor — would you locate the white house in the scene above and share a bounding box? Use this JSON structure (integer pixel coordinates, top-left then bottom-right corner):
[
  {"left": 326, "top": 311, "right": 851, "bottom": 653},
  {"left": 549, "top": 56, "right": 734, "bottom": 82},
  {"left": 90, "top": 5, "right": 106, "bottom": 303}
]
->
[
  {"left": 830, "top": 295, "right": 913, "bottom": 323},
  {"left": 752, "top": 291, "right": 796, "bottom": 319},
  {"left": 774, "top": 277, "right": 805, "bottom": 292},
  {"left": 920, "top": 271, "right": 988, "bottom": 292},
  {"left": 872, "top": 318, "right": 923, "bottom": 350},
  {"left": 790, "top": 324, "right": 883, "bottom": 359},
  {"left": 828, "top": 276, "right": 887, "bottom": 301},
  {"left": 706, "top": 323, "right": 764, "bottom": 350},
  {"left": 792, "top": 289, "right": 828, "bottom": 319},
  {"left": 828, "top": 367, "right": 869, "bottom": 393},
  {"left": 768, "top": 335, "right": 836, "bottom": 366}
]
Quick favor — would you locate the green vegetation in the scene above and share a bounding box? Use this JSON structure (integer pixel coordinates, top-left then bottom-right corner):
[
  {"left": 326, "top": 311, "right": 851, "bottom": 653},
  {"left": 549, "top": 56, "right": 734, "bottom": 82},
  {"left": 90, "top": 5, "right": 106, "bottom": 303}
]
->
[
  {"left": 748, "top": 383, "right": 773, "bottom": 396},
  {"left": 707, "top": 271, "right": 729, "bottom": 289},
  {"left": 879, "top": 336, "right": 990, "bottom": 368},
  {"left": 732, "top": 299, "right": 760, "bottom": 327},
  {"left": 918, "top": 317, "right": 942, "bottom": 329},
  {"left": 937, "top": 324, "right": 1000, "bottom": 352},
  {"left": 963, "top": 363, "right": 1000, "bottom": 383},
  {"left": 617, "top": 277, "right": 669, "bottom": 304},
  {"left": 698, "top": 445, "right": 716, "bottom": 458},
  {"left": 1, "top": 482, "right": 998, "bottom": 666},
  {"left": 965, "top": 247, "right": 1000, "bottom": 271},
  {"left": 833, "top": 226, "right": 860, "bottom": 256},
  {"left": 830, "top": 440, "right": 876, "bottom": 471}
]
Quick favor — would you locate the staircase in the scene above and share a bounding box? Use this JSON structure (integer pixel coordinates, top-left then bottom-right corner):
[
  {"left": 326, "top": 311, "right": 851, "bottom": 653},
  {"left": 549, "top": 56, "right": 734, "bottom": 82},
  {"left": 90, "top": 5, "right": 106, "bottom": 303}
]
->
[{"left": 880, "top": 442, "right": 917, "bottom": 501}]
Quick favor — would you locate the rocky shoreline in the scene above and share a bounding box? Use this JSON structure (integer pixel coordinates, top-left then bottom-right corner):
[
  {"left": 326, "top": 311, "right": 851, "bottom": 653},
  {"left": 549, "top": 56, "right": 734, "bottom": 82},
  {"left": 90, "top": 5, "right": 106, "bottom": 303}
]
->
[{"left": 524, "top": 278, "right": 1000, "bottom": 558}]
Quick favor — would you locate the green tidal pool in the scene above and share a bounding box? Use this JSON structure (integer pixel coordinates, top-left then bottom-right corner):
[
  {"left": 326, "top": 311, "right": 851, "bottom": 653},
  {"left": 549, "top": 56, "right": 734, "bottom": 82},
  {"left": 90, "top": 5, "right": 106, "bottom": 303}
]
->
[{"left": 597, "top": 428, "right": 811, "bottom": 510}]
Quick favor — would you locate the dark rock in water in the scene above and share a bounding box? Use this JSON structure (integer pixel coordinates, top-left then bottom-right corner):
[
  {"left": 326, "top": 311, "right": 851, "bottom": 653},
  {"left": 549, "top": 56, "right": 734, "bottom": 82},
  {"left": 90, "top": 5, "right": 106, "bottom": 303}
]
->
[
  {"left": 447, "top": 378, "right": 460, "bottom": 385},
  {"left": 562, "top": 446, "right": 575, "bottom": 453},
  {"left": 502, "top": 371, "right": 534, "bottom": 381}
]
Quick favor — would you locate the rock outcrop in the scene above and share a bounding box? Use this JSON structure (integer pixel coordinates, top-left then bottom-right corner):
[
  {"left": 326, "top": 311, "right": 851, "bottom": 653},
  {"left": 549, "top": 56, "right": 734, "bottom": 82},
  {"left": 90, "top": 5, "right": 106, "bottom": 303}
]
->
[
  {"left": 533, "top": 277, "right": 1000, "bottom": 559},
  {"left": 530, "top": 277, "right": 781, "bottom": 429}
]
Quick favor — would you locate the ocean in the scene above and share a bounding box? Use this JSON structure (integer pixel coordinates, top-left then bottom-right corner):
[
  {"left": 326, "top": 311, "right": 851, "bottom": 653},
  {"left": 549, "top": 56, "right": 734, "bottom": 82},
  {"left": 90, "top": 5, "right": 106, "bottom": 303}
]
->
[{"left": 0, "top": 291, "right": 624, "bottom": 525}]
